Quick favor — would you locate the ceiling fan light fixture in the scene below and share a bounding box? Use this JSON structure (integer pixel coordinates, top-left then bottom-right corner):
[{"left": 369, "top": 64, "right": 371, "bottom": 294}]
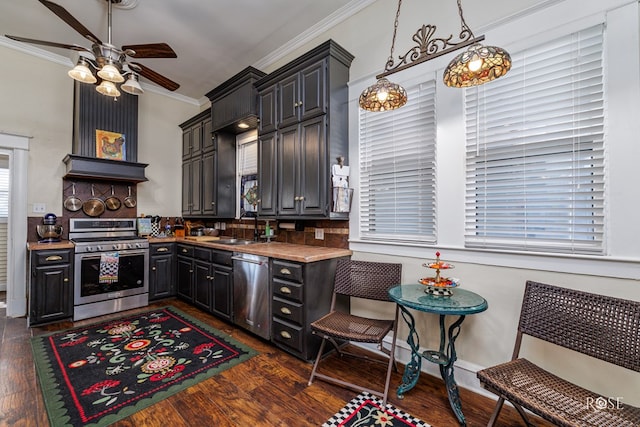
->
[
  {"left": 443, "top": 43, "right": 512, "bottom": 88},
  {"left": 97, "top": 62, "right": 124, "bottom": 83},
  {"left": 96, "top": 80, "right": 121, "bottom": 97},
  {"left": 121, "top": 73, "right": 144, "bottom": 95},
  {"left": 68, "top": 57, "right": 97, "bottom": 84}
]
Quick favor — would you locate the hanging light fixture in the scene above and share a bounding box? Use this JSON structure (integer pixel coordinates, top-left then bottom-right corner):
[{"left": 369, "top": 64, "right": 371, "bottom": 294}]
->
[
  {"left": 359, "top": 0, "right": 407, "bottom": 112},
  {"left": 96, "top": 80, "right": 121, "bottom": 97},
  {"left": 121, "top": 73, "right": 144, "bottom": 95},
  {"left": 96, "top": 60, "right": 125, "bottom": 83},
  {"left": 361, "top": 0, "right": 511, "bottom": 111},
  {"left": 68, "top": 57, "right": 97, "bottom": 84},
  {"left": 443, "top": 0, "right": 511, "bottom": 87}
]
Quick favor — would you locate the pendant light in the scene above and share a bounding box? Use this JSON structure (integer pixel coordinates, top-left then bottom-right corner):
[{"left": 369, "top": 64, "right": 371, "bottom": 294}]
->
[
  {"left": 121, "top": 73, "right": 144, "bottom": 95},
  {"left": 68, "top": 57, "right": 97, "bottom": 84},
  {"left": 442, "top": 0, "right": 511, "bottom": 87},
  {"left": 96, "top": 80, "right": 121, "bottom": 97},
  {"left": 359, "top": 0, "right": 407, "bottom": 112}
]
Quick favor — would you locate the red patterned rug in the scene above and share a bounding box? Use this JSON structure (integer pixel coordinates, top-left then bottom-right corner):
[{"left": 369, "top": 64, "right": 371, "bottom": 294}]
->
[
  {"left": 31, "top": 306, "right": 257, "bottom": 427},
  {"left": 323, "top": 392, "right": 431, "bottom": 427}
]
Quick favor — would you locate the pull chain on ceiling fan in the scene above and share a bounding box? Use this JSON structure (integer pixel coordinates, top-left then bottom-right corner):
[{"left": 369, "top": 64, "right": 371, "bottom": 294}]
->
[{"left": 4, "top": 0, "right": 180, "bottom": 97}]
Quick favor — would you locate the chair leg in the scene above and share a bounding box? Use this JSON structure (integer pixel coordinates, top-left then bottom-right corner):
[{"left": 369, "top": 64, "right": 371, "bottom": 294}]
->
[
  {"left": 487, "top": 397, "right": 504, "bottom": 427},
  {"left": 382, "top": 307, "right": 400, "bottom": 405},
  {"left": 308, "top": 337, "right": 328, "bottom": 386}
]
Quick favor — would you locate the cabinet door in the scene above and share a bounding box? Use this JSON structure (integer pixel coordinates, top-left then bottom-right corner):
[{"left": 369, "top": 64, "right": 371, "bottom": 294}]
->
[
  {"left": 277, "top": 124, "right": 300, "bottom": 216},
  {"left": 191, "top": 157, "right": 202, "bottom": 213},
  {"left": 258, "top": 132, "right": 277, "bottom": 216},
  {"left": 201, "top": 150, "right": 217, "bottom": 215},
  {"left": 191, "top": 122, "right": 203, "bottom": 157},
  {"left": 182, "top": 128, "right": 192, "bottom": 160},
  {"left": 176, "top": 257, "right": 194, "bottom": 302},
  {"left": 150, "top": 254, "right": 175, "bottom": 300},
  {"left": 201, "top": 117, "right": 214, "bottom": 152},
  {"left": 300, "top": 60, "right": 326, "bottom": 121},
  {"left": 31, "top": 263, "right": 72, "bottom": 324},
  {"left": 193, "top": 260, "right": 212, "bottom": 312},
  {"left": 181, "top": 161, "right": 192, "bottom": 215},
  {"left": 258, "top": 85, "right": 277, "bottom": 134},
  {"left": 278, "top": 73, "right": 300, "bottom": 128},
  {"left": 299, "top": 116, "right": 327, "bottom": 216},
  {"left": 212, "top": 266, "right": 233, "bottom": 320}
]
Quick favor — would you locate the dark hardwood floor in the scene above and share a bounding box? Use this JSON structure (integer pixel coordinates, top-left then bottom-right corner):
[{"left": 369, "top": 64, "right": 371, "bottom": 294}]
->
[{"left": 0, "top": 295, "right": 553, "bottom": 426}]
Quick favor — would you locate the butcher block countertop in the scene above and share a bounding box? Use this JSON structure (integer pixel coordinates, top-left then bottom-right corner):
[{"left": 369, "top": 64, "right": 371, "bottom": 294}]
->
[
  {"left": 149, "top": 237, "right": 352, "bottom": 263},
  {"left": 27, "top": 241, "right": 74, "bottom": 251}
]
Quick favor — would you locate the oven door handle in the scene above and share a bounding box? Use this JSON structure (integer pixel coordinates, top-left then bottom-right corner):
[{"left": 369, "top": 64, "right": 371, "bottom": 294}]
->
[{"left": 76, "top": 249, "right": 148, "bottom": 259}]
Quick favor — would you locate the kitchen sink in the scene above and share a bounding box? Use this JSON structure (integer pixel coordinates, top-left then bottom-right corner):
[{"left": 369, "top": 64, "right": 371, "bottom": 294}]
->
[{"left": 216, "top": 238, "right": 258, "bottom": 245}]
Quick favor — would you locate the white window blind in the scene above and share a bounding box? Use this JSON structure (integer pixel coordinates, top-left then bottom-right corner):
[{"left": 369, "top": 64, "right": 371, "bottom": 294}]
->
[
  {"left": 238, "top": 140, "right": 257, "bottom": 176},
  {"left": 0, "top": 166, "right": 8, "bottom": 218},
  {"left": 464, "top": 25, "right": 605, "bottom": 254},
  {"left": 359, "top": 80, "right": 437, "bottom": 242}
]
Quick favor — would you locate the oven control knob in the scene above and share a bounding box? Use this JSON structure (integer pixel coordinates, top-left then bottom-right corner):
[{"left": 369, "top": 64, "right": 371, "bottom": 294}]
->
[
  {"left": 97, "top": 245, "right": 103, "bottom": 251},
  {"left": 112, "top": 244, "right": 118, "bottom": 250}
]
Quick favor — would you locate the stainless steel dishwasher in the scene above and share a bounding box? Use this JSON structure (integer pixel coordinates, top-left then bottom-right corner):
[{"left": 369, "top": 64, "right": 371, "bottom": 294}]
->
[{"left": 232, "top": 253, "right": 271, "bottom": 339}]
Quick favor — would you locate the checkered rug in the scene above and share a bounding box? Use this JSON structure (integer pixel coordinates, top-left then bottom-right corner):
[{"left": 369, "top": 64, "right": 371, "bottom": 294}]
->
[{"left": 323, "top": 392, "right": 430, "bottom": 427}]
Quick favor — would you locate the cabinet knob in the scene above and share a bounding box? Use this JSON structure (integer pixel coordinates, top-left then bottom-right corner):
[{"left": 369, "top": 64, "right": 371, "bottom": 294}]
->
[
  {"left": 63, "top": 278, "right": 69, "bottom": 282},
  {"left": 279, "top": 268, "right": 292, "bottom": 276},
  {"left": 182, "top": 248, "right": 188, "bottom": 253},
  {"left": 280, "top": 307, "right": 292, "bottom": 315},
  {"left": 152, "top": 266, "right": 156, "bottom": 271},
  {"left": 280, "top": 331, "right": 292, "bottom": 339},
  {"left": 280, "top": 286, "right": 292, "bottom": 294}
]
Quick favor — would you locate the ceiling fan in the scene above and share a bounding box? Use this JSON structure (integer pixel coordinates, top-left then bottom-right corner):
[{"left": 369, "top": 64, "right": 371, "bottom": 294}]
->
[{"left": 4, "top": 0, "right": 179, "bottom": 96}]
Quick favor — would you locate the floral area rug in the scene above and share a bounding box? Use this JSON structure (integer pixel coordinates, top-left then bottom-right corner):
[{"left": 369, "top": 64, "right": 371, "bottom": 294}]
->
[
  {"left": 323, "top": 392, "right": 431, "bottom": 427},
  {"left": 31, "top": 306, "right": 257, "bottom": 427}
]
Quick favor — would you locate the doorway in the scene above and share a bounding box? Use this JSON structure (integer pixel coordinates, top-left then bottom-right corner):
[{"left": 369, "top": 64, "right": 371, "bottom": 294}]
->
[{"left": 0, "top": 133, "right": 29, "bottom": 318}]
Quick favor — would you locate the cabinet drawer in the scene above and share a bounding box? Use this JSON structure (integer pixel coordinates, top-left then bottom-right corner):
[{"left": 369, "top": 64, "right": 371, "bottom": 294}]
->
[
  {"left": 177, "top": 244, "right": 194, "bottom": 257},
  {"left": 272, "top": 318, "right": 304, "bottom": 353},
  {"left": 272, "top": 260, "right": 303, "bottom": 283},
  {"left": 273, "top": 278, "right": 303, "bottom": 303},
  {"left": 272, "top": 296, "right": 303, "bottom": 326},
  {"left": 211, "top": 250, "right": 232, "bottom": 267},
  {"left": 34, "top": 250, "right": 71, "bottom": 265},
  {"left": 193, "top": 247, "right": 211, "bottom": 261},
  {"left": 150, "top": 243, "right": 175, "bottom": 255}
]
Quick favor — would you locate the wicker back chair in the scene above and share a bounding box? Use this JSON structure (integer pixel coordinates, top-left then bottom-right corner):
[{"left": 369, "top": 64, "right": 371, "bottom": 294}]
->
[
  {"left": 478, "top": 280, "right": 640, "bottom": 427},
  {"left": 307, "top": 259, "right": 402, "bottom": 405}
]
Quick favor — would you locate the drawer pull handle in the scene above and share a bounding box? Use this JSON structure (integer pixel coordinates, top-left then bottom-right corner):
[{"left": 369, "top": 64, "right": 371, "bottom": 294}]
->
[
  {"left": 280, "top": 307, "right": 291, "bottom": 315},
  {"left": 280, "top": 268, "right": 292, "bottom": 275},
  {"left": 182, "top": 248, "right": 188, "bottom": 253},
  {"left": 280, "top": 331, "right": 292, "bottom": 339},
  {"left": 280, "top": 286, "right": 291, "bottom": 294},
  {"left": 157, "top": 247, "right": 169, "bottom": 252},
  {"left": 45, "top": 255, "right": 63, "bottom": 261},
  {"left": 63, "top": 278, "right": 69, "bottom": 282}
]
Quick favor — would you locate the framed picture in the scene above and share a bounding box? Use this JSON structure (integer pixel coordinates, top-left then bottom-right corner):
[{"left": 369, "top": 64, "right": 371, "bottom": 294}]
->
[{"left": 96, "top": 129, "right": 126, "bottom": 161}]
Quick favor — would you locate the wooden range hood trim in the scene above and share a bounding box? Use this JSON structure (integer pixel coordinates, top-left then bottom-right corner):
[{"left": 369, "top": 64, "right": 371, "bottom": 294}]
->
[{"left": 63, "top": 154, "right": 148, "bottom": 183}]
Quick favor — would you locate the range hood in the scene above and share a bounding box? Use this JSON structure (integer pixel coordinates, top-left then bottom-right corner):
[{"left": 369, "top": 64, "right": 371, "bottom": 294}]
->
[{"left": 63, "top": 154, "right": 148, "bottom": 183}]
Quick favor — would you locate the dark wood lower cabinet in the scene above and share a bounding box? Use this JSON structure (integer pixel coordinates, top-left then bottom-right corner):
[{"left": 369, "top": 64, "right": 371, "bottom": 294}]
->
[
  {"left": 149, "top": 243, "right": 176, "bottom": 300},
  {"left": 28, "top": 248, "right": 73, "bottom": 326}
]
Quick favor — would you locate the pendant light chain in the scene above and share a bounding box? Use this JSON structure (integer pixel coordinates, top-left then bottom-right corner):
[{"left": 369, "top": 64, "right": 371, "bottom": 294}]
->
[
  {"left": 386, "top": 0, "right": 403, "bottom": 69},
  {"left": 456, "top": 0, "right": 475, "bottom": 40}
]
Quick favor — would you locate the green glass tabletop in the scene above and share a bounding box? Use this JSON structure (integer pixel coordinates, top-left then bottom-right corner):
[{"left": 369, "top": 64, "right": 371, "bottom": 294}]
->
[{"left": 388, "top": 284, "right": 488, "bottom": 315}]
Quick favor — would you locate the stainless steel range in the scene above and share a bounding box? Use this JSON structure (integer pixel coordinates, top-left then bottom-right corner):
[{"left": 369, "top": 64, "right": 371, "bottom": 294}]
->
[{"left": 70, "top": 218, "right": 149, "bottom": 320}]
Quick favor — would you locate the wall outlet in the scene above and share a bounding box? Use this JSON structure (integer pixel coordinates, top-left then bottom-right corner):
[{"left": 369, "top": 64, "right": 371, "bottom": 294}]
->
[
  {"left": 33, "top": 203, "right": 46, "bottom": 213},
  {"left": 315, "top": 228, "right": 324, "bottom": 240}
]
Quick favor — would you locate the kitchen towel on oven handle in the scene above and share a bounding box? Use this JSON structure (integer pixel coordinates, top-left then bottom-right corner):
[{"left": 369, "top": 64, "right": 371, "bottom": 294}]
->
[{"left": 99, "top": 251, "right": 119, "bottom": 284}]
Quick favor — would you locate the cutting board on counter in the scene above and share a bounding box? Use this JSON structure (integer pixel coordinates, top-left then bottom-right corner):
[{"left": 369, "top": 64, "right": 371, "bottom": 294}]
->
[{"left": 183, "top": 236, "right": 221, "bottom": 242}]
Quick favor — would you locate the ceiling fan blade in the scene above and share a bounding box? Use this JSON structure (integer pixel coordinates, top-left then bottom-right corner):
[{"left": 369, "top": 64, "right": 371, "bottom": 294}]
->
[
  {"left": 4, "top": 35, "right": 92, "bottom": 53},
  {"left": 129, "top": 62, "right": 180, "bottom": 91},
  {"left": 38, "top": 0, "right": 102, "bottom": 45},
  {"left": 121, "top": 43, "right": 177, "bottom": 58}
]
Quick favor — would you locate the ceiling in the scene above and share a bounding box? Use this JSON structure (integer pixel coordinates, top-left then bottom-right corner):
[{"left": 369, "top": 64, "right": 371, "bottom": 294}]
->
[{"left": 0, "top": 0, "right": 371, "bottom": 102}]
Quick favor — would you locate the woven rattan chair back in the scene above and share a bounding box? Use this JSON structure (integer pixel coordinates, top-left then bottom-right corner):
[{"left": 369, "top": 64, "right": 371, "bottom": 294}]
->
[
  {"left": 333, "top": 258, "right": 402, "bottom": 302},
  {"left": 519, "top": 280, "right": 640, "bottom": 372}
]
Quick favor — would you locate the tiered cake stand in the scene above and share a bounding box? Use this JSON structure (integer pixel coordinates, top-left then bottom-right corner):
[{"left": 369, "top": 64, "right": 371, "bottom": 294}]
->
[{"left": 419, "top": 251, "right": 459, "bottom": 296}]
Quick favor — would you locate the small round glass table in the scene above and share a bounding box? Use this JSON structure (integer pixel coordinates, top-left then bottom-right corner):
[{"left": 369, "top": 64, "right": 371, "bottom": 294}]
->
[{"left": 388, "top": 284, "right": 488, "bottom": 426}]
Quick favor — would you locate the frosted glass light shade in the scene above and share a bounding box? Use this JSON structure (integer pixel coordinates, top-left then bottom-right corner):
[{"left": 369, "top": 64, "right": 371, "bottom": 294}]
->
[
  {"left": 97, "top": 63, "right": 125, "bottom": 83},
  {"left": 68, "top": 58, "right": 97, "bottom": 84},
  {"left": 121, "top": 74, "right": 144, "bottom": 95},
  {"left": 96, "top": 80, "right": 121, "bottom": 97}
]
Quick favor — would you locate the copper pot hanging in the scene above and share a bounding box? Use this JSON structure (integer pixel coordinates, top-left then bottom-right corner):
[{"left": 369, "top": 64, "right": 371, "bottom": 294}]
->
[
  {"left": 82, "top": 184, "right": 105, "bottom": 217},
  {"left": 105, "top": 185, "right": 121, "bottom": 210}
]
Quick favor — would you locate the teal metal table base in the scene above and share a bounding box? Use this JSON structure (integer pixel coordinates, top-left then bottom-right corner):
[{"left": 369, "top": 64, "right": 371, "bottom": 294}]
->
[{"left": 396, "top": 306, "right": 468, "bottom": 425}]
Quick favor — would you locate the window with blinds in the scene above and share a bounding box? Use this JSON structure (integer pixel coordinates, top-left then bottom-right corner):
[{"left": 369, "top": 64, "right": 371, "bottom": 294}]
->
[
  {"left": 359, "top": 80, "right": 437, "bottom": 243},
  {"left": 464, "top": 25, "right": 605, "bottom": 254}
]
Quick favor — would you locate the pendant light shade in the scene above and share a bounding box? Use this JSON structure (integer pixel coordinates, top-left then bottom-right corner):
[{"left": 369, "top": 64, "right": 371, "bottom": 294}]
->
[
  {"left": 359, "top": 78, "right": 408, "bottom": 112},
  {"left": 96, "top": 80, "right": 121, "bottom": 97},
  {"left": 97, "top": 62, "right": 125, "bottom": 83},
  {"left": 443, "top": 44, "right": 512, "bottom": 88},
  {"left": 68, "top": 58, "right": 97, "bottom": 84},
  {"left": 121, "top": 73, "right": 144, "bottom": 95}
]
